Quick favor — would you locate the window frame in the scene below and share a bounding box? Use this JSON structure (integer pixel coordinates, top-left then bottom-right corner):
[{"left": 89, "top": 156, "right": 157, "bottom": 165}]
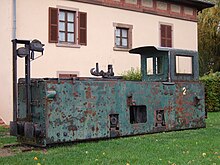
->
[
  {"left": 146, "top": 56, "right": 164, "bottom": 76},
  {"left": 57, "top": 71, "right": 79, "bottom": 78},
  {"left": 49, "top": 6, "right": 87, "bottom": 48},
  {"left": 175, "top": 55, "right": 194, "bottom": 75},
  {"left": 113, "top": 23, "right": 133, "bottom": 51},
  {"left": 115, "top": 27, "right": 129, "bottom": 48},
  {"left": 58, "top": 9, "right": 76, "bottom": 44}
]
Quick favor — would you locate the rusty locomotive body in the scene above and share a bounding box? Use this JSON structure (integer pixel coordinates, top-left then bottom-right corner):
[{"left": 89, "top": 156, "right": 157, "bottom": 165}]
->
[{"left": 10, "top": 39, "right": 205, "bottom": 146}]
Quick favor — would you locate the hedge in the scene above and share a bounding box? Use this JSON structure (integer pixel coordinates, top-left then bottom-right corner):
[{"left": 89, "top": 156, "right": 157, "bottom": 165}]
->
[
  {"left": 200, "top": 72, "right": 220, "bottom": 112},
  {"left": 121, "top": 68, "right": 142, "bottom": 81}
]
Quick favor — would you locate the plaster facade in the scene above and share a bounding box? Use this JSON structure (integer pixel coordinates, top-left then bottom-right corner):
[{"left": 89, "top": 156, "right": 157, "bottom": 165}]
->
[{"left": 1, "top": 0, "right": 199, "bottom": 124}]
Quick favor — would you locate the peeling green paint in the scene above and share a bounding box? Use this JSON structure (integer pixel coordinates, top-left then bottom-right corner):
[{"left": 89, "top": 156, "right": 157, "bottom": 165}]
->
[{"left": 16, "top": 78, "right": 205, "bottom": 146}]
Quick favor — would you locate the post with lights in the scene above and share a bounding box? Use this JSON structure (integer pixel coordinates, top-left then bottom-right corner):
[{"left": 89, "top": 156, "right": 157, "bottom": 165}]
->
[{"left": 10, "top": 39, "right": 44, "bottom": 136}]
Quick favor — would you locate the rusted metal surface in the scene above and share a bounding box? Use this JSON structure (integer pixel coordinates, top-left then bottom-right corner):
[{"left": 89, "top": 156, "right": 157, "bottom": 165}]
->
[
  {"left": 11, "top": 45, "right": 206, "bottom": 146},
  {"left": 15, "top": 78, "right": 205, "bottom": 146}
]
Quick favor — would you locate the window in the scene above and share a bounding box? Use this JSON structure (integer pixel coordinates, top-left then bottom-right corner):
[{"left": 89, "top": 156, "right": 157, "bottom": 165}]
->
[
  {"left": 160, "top": 24, "right": 172, "bottom": 47},
  {"left": 176, "top": 55, "right": 193, "bottom": 74},
  {"left": 59, "top": 10, "right": 75, "bottom": 43},
  {"left": 147, "top": 57, "right": 153, "bottom": 75},
  {"left": 49, "top": 7, "right": 87, "bottom": 46},
  {"left": 57, "top": 71, "right": 79, "bottom": 78},
  {"left": 113, "top": 23, "right": 133, "bottom": 51},
  {"left": 58, "top": 74, "right": 77, "bottom": 78},
  {"left": 146, "top": 56, "right": 163, "bottom": 75},
  {"left": 116, "top": 28, "right": 128, "bottom": 48}
]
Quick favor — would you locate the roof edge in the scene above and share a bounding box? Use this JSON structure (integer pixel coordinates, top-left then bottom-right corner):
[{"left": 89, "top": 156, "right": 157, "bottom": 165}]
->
[{"left": 169, "top": 0, "right": 215, "bottom": 11}]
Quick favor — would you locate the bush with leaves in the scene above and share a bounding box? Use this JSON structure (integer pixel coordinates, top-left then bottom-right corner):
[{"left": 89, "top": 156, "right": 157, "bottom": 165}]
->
[
  {"left": 121, "top": 68, "right": 142, "bottom": 81},
  {"left": 198, "top": 1, "right": 220, "bottom": 76},
  {"left": 200, "top": 72, "right": 220, "bottom": 112}
]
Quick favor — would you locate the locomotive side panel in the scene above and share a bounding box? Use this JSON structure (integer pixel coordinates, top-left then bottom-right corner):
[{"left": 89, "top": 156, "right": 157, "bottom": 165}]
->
[
  {"left": 17, "top": 79, "right": 47, "bottom": 146},
  {"left": 45, "top": 80, "right": 124, "bottom": 144},
  {"left": 174, "top": 82, "right": 205, "bottom": 129},
  {"left": 16, "top": 79, "right": 205, "bottom": 146}
]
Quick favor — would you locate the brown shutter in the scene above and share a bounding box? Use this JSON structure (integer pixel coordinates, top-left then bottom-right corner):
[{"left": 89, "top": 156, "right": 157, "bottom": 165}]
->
[
  {"left": 48, "top": 7, "right": 58, "bottom": 43},
  {"left": 167, "top": 26, "right": 172, "bottom": 47},
  {"left": 160, "top": 25, "right": 166, "bottom": 47},
  {"left": 160, "top": 24, "right": 172, "bottom": 47},
  {"left": 78, "top": 12, "right": 87, "bottom": 45}
]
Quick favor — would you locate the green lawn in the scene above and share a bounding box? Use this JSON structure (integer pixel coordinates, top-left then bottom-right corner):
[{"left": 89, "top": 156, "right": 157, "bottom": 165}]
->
[{"left": 0, "top": 112, "right": 219, "bottom": 165}]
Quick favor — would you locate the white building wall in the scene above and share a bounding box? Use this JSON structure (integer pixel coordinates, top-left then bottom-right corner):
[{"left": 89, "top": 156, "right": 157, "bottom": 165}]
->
[
  {"left": 0, "top": 0, "right": 198, "bottom": 124},
  {"left": 0, "top": 0, "right": 13, "bottom": 124}
]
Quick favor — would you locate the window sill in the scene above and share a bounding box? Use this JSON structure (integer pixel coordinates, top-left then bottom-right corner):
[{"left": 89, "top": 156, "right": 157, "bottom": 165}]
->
[
  {"left": 56, "top": 43, "right": 81, "bottom": 48},
  {"left": 113, "top": 47, "right": 130, "bottom": 52}
]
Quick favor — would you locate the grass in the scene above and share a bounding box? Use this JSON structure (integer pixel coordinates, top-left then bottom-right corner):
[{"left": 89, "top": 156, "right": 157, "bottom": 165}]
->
[
  {"left": 0, "top": 112, "right": 219, "bottom": 165},
  {"left": 0, "top": 125, "right": 16, "bottom": 148}
]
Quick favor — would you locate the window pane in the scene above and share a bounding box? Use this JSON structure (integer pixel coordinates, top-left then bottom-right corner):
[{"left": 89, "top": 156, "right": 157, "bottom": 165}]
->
[
  {"left": 116, "top": 29, "right": 120, "bottom": 37},
  {"left": 67, "top": 33, "right": 74, "bottom": 42},
  {"left": 67, "top": 12, "right": 74, "bottom": 22},
  {"left": 147, "top": 58, "right": 153, "bottom": 75},
  {"left": 116, "top": 37, "right": 120, "bottom": 46},
  {"left": 59, "top": 22, "right": 65, "bottom": 31},
  {"left": 59, "top": 11, "right": 65, "bottom": 21},
  {"left": 176, "top": 56, "right": 192, "bottom": 74},
  {"left": 122, "top": 38, "right": 128, "bottom": 47},
  {"left": 156, "top": 57, "right": 163, "bottom": 74},
  {"left": 122, "top": 29, "right": 128, "bottom": 37},
  {"left": 59, "top": 32, "right": 65, "bottom": 41},
  {"left": 68, "top": 23, "right": 74, "bottom": 32}
]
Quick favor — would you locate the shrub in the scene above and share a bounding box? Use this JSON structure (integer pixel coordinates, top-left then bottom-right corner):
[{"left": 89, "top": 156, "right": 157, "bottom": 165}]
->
[
  {"left": 121, "top": 68, "right": 142, "bottom": 81},
  {"left": 200, "top": 72, "right": 220, "bottom": 112}
]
